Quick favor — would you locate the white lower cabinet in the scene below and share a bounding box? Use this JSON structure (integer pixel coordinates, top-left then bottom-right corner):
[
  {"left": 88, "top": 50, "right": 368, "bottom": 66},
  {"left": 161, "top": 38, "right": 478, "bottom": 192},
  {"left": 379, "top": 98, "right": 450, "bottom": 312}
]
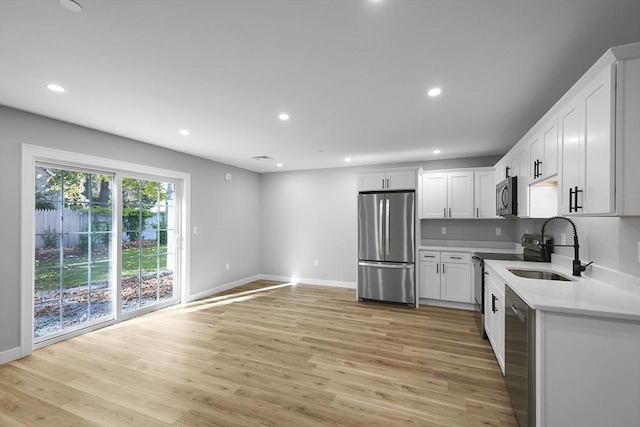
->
[
  {"left": 484, "top": 266, "right": 505, "bottom": 373},
  {"left": 486, "top": 265, "right": 640, "bottom": 425},
  {"left": 538, "top": 311, "right": 640, "bottom": 426},
  {"left": 419, "top": 251, "right": 471, "bottom": 303}
]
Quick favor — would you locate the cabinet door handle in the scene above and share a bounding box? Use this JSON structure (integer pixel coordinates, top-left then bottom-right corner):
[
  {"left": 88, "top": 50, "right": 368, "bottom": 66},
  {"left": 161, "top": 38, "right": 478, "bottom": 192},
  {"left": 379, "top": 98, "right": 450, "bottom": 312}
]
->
[
  {"left": 476, "top": 207, "right": 479, "bottom": 218},
  {"left": 386, "top": 178, "right": 389, "bottom": 189},
  {"left": 569, "top": 186, "right": 583, "bottom": 212},
  {"left": 537, "top": 160, "right": 543, "bottom": 178},
  {"left": 436, "top": 263, "right": 439, "bottom": 274},
  {"left": 442, "top": 263, "right": 445, "bottom": 274},
  {"left": 382, "top": 178, "right": 385, "bottom": 189},
  {"left": 450, "top": 256, "right": 462, "bottom": 259},
  {"left": 449, "top": 208, "right": 451, "bottom": 218},
  {"left": 424, "top": 255, "right": 435, "bottom": 258},
  {"left": 443, "top": 208, "right": 446, "bottom": 218},
  {"left": 491, "top": 294, "right": 497, "bottom": 313}
]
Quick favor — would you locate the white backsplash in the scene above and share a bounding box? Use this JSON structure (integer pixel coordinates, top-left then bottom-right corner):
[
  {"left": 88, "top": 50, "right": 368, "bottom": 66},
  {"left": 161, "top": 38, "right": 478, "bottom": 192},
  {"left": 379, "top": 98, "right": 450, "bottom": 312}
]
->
[{"left": 552, "top": 253, "right": 640, "bottom": 296}]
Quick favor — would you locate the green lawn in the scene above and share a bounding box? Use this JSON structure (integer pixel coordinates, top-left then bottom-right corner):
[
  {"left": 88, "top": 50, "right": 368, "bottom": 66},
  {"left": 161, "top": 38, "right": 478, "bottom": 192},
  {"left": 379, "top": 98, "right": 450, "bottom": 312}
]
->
[{"left": 35, "top": 245, "right": 170, "bottom": 291}]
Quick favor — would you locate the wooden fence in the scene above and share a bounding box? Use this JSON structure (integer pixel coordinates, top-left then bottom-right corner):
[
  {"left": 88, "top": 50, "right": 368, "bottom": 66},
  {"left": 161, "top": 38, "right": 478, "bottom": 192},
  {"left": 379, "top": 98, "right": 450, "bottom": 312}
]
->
[{"left": 35, "top": 208, "right": 164, "bottom": 249}]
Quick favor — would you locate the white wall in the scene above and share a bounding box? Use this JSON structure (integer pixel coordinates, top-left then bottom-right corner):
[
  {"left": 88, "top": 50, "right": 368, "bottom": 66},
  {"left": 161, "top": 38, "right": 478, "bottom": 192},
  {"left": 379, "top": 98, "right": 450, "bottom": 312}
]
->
[
  {"left": 260, "top": 168, "right": 358, "bottom": 284},
  {"left": 0, "top": 106, "right": 261, "bottom": 355},
  {"left": 516, "top": 216, "right": 640, "bottom": 278}
]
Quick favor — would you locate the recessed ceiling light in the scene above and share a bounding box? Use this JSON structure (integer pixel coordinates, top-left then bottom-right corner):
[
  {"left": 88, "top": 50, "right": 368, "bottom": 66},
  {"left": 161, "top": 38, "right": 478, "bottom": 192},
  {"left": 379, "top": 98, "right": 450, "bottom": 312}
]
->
[
  {"left": 279, "top": 113, "right": 290, "bottom": 121},
  {"left": 59, "top": 0, "right": 82, "bottom": 12},
  {"left": 427, "top": 87, "right": 442, "bottom": 97},
  {"left": 433, "top": 149, "right": 441, "bottom": 154},
  {"left": 179, "top": 129, "right": 190, "bottom": 136},
  {"left": 345, "top": 157, "right": 352, "bottom": 162},
  {"left": 46, "top": 84, "right": 65, "bottom": 93},
  {"left": 276, "top": 163, "right": 283, "bottom": 168}
]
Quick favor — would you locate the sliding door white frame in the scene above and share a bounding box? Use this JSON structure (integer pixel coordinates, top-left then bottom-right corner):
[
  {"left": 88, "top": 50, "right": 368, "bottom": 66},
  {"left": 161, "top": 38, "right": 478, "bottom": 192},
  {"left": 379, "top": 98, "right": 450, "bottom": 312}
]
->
[{"left": 21, "top": 144, "right": 191, "bottom": 356}]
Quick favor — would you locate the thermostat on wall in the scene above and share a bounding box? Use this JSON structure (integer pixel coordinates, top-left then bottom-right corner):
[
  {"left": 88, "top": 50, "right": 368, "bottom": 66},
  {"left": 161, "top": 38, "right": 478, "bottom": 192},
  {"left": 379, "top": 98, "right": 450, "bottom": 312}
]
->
[{"left": 225, "top": 173, "right": 232, "bottom": 183}]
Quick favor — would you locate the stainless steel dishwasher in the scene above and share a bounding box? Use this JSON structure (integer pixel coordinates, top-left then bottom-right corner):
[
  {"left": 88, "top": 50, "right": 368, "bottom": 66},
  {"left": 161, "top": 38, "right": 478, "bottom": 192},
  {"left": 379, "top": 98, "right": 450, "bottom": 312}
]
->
[{"left": 505, "top": 285, "right": 535, "bottom": 427}]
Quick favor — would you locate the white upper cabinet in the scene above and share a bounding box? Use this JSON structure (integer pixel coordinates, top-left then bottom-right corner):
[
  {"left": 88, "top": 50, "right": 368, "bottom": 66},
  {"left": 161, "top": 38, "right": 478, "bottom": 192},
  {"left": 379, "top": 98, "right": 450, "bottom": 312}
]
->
[
  {"left": 387, "top": 170, "right": 417, "bottom": 190},
  {"left": 474, "top": 170, "right": 497, "bottom": 218},
  {"left": 421, "top": 173, "right": 448, "bottom": 218},
  {"left": 358, "top": 170, "right": 417, "bottom": 191},
  {"left": 421, "top": 171, "right": 473, "bottom": 218},
  {"left": 517, "top": 146, "right": 530, "bottom": 217},
  {"left": 358, "top": 172, "right": 387, "bottom": 192},
  {"left": 542, "top": 116, "right": 559, "bottom": 179},
  {"left": 559, "top": 64, "right": 615, "bottom": 215},
  {"left": 495, "top": 42, "right": 640, "bottom": 217},
  {"left": 495, "top": 154, "right": 517, "bottom": 183},
  {"left": 528, "top": 133, "right": 542, "bottom": 183},
  {"left": 529, "top": 116, "right": 559, "bottom": 184},
  {"left": 449, "top": 171, "right": 475, "bottom": 218}
]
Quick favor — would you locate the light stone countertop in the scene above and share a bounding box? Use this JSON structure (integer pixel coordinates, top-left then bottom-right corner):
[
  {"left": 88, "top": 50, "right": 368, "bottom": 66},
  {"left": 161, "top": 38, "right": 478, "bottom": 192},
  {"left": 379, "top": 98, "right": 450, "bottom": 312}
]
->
[
  {"left": 485, "top": 259, "right": 640, "bottom": 322},
  {"left": 418, "top": 245, "right": 520, "bottom": 254}
]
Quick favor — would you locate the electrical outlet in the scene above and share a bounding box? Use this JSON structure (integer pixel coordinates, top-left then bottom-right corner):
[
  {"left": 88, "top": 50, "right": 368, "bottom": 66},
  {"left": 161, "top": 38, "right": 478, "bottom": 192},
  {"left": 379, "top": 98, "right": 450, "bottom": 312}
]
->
[
  {"left": 496, "top": 227, "right": 501, "bottom": 236},
  {"left": 441, "top": 227, "right": 447, "bottom": 235},
  {"left": 314, "top": 259, "right": 319, "bottom": 267},
  {"left": 561, "top": 233, "right": 566, "bottom": 245},
  {"left": 225, "top": 263, "right": 230, "bottom": 270}
]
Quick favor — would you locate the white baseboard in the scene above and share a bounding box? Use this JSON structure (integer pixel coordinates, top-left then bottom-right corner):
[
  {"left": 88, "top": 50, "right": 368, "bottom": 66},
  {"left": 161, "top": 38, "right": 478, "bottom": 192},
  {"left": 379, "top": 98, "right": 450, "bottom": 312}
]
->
[
  {"left": 259, "top": 274, "right": 356, "bottom": 289},
  {"left": 0, "top": 347, "right": 22, "bottom": 365},
  {"left": 187, "top": 274, "right": 262, "bottom": 302}
]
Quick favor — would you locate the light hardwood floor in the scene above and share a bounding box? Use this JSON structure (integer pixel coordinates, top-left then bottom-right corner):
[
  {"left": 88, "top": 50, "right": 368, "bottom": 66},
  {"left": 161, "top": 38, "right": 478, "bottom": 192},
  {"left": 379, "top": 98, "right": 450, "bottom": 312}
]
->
[{"left": 0, "top": 280, "right": 517, "bottom": 426}]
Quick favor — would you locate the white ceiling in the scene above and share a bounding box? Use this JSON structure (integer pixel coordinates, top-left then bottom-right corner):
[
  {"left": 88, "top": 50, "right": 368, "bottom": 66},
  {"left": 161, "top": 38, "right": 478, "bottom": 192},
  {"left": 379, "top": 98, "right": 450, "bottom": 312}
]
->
[{"left": 1, "top": 1, "right": 639, "bottom": 173}]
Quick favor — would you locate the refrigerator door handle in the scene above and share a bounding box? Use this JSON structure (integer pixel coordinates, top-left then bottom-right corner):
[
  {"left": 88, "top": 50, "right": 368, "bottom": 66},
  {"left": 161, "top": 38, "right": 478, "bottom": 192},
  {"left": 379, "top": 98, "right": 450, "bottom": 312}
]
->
[
  {"left": 379, "top": 199, "right": 384, "bottom": 256},
  {"left": 358, "top": 261, "right": 414, "bottom": 269},
  {"left": 385, "top": 198, "right": 390, "bottom": 256}
]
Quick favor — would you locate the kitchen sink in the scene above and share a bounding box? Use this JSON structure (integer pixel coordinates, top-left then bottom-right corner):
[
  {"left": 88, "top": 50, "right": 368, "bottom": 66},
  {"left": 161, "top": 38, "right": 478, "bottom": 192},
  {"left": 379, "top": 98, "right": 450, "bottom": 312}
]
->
[{"left": 507, "top": 268, "right": 574, "bottom": 282}]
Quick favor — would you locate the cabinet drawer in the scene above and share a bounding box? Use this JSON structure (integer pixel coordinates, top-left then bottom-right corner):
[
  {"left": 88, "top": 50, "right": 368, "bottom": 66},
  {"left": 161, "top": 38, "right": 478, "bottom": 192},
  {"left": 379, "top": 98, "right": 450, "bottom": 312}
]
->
[
  {"left": 441, "top": 252, "right": 470, "bottom": 264},
  {"left": 419, "top": 251, "right": 440, "bottom": 262}
]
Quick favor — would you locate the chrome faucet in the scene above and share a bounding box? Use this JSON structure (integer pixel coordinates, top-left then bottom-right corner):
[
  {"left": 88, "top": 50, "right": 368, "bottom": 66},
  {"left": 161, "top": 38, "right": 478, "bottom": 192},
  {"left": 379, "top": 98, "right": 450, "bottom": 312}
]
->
[{"left": 540, "top": 216, "right": 593, "bottom": 277}]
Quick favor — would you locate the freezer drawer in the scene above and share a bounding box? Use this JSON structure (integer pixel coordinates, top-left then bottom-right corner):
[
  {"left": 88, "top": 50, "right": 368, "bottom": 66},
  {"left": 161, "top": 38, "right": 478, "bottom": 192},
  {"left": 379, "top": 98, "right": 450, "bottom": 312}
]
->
[{"left": 357, "top": 261, "right": 415, "bottom": 305}]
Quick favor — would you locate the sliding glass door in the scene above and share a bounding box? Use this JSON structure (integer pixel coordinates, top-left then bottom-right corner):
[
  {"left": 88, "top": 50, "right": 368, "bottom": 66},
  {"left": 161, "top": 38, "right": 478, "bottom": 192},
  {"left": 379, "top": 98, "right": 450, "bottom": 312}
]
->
[
  {"left": 34, "top": 166, "right": 179, "bottom": 343},
  {"left": 34, "top": 166, "right": 114, "bottom": 341},
  {"left": 121, "top": 178, "right": 176, "bottom": 314}
]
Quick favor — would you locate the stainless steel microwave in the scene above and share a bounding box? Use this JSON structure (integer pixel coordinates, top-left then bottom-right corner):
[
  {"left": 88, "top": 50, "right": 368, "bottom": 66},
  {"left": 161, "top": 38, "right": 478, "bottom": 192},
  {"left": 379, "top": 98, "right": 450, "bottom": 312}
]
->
[{"left": 496, "top": 176, "right": 518, "bottom": 217}]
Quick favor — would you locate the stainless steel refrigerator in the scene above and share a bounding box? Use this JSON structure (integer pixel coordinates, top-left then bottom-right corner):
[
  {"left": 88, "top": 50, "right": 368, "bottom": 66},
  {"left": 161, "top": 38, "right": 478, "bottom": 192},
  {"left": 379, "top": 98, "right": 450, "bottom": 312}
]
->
[{"left": 357, "top": 191, "right": 415, "bottom": 305}]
